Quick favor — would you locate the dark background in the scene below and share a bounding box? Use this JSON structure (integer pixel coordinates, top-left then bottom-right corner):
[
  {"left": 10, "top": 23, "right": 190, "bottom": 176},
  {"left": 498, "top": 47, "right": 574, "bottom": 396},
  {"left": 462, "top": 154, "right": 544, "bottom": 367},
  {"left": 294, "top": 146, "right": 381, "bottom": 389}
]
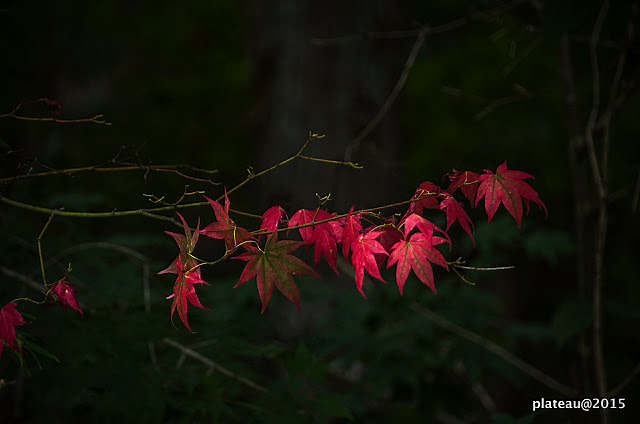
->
[{"left": 1, "top": 1, "right": 639, "bottom": 423}]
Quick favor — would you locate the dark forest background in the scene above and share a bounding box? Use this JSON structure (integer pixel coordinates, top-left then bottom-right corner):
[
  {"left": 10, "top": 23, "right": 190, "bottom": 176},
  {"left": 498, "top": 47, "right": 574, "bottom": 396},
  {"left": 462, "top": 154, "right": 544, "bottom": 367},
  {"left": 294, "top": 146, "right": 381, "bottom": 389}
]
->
[{"left": 1, "top": 1, "right": 639, "bottom": 423}]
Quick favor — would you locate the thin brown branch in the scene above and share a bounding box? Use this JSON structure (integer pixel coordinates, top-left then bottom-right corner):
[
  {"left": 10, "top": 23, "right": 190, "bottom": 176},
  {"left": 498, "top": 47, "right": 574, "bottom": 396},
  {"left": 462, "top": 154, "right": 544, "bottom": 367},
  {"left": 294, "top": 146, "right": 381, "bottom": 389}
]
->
[
  {"left": 560, "top": 32, "right": 592, "bottom": 395},
  {"left": 162, "top": 337, "right": 267, "bottom": 393},
  {"left": 606, "top": 362, "right": 640, "bottom": 397},
  {"left": 502, "top": 37, "right": 541, "bottom": 76},
  {"left": 411, "top": 303, "right": 579, "bottom": 397},
  {"left": 0, "top": 266, "right": 45, "bottom": 292},
  {"left": 0, "top": 99, "right": 111, "bottom": 125},
  {"left": 0, "top": 163, "right": 219, "bottom": 184},
  {"left": 586, "top": 3, "right": 611, "bottom": 423},
  {"left": 311, "top": 1, "right": 524, "bottom": 46},
  {"left": 451, "top": 264, "right": 514, "bottom": 271},
  {"left": 344, "top": 26, "right": 428, "bottom": 161}
]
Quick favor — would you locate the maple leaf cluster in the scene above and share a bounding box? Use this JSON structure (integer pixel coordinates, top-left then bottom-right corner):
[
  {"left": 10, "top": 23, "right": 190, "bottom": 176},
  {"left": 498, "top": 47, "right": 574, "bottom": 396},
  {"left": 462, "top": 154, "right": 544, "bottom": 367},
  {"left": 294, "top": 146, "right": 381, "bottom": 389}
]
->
[{"left": 158, "top": 162, "right": 546, "bottom": 332}]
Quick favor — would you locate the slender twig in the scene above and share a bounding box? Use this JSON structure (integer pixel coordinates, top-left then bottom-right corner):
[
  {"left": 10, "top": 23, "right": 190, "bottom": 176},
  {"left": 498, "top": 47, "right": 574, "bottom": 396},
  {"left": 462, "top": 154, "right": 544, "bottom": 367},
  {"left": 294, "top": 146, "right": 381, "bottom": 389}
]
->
[
  {"left": 0, "top": 163, "right": 219, "bottom": 184},
  {"left": 502, "top": 37, "right": 540, "bottom": 76},
  {"left": 220, "top": 132, "right": 360, "bottom": 201},
  {"left": 411, "top": 303, "right": 579, "bottom": 397},
  {"left": 0, "top": 112, "right": 111, "bottom": 125},
  {"left": 586, "top": 3, "right": 611, "bottom": 423},
  {"left": 36, "top": 212, "right": 57, "bottom": 286},
  {"left": 41, "top": 241, "right": 151, "bottom": 305},
  {"left": 0, "top": 266, "right": 45, "bottom": 292},
  {"left": 0, "top": 134, "right": 363, "bottom": 225},
  {"left": 343, "top": 27, "right": 427, "bottom": 161},
  {"left": 0, "top": 99, "right": 111, "bottom": 125},
  {"left": 453, "top": 360, "right": 496, "bottom": 413},
  {"left": 606, "top": 362, "right": 640, "bottom": 397},
  {"left": 311, "top": 1, "right": 524, "bottom": 46},
  {"left": 296, "top": 155, "right": 362, "bottom": 169},
  {"left": 560, "top": 32, "right": 592, "bottom": 395},
  {"left": 162, "top": 337, "right": 267, "bottom": 393},
  {"left": 585, "top": 1, "right": 608, "bottom": 200},
  {"left": 451, "top": 264, "right": 514, "bottom": 271},
  {"left": 0, "top": 195, "right": 190, "bottom": 223}
]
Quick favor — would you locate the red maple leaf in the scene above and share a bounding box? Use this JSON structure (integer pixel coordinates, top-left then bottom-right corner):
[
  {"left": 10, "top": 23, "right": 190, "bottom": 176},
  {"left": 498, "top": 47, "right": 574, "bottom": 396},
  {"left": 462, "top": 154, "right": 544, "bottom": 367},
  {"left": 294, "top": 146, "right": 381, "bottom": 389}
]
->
[
  {"left": 0, "top": 302, "right": 27, "bottom": 359},
  {"left": 160, "top": 212, "right": 200, "bottom": 275},
  {"left": 259, "top": 206, "right": 284, "bottom": 234},
  {"left": 159, "top": 212, "right": 210, "bottom": 332},
  {"left": 387, "top": 232, "right": 449, "bottom": 295},
  {"left": 350, "top": 231, "right": 388, "bottom": 298},
  {"left": 401, "top": 213, "right": 451, "bottom": 248},
  {"left": 311, "top": 223, "right": 339, "bottom": 274},
  {"left": 440, "top": 196, "right": 475, "bottom": 245},
  {"left": 234, "top": 233, "right": 319, "bottom": 313},
  {"left": 475, "top": 162, "right": 548, "bottom": 227},
  {"left": 201, "top": 191, "right": 252, "bottom": 251},
  {"left": 403, "top": 181, "right": 441, "bottom": 219},
  {"left": 163, "top": 255, "right": 210, "bottom": 332},
  {"left": 50, "top": 279, "right": 84, "bottom": 316},
  {"left": 341, "top": 206, "right": 362, "bottom": 258},
  {"left": 289, "top": 208, "right": 342, "bottom": 273},
  {"left": 288, "top": 208, "right": 316, "bottom": 244},
  {"left": 445, "top": 169, "right": 480, "bottom": 205}
]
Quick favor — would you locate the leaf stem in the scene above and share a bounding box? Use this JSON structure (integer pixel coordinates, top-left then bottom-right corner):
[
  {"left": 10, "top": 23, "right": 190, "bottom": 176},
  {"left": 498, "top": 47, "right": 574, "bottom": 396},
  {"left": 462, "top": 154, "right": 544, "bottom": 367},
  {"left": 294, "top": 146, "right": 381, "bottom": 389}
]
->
[{"left": 36, "top": 212, "right": 57, "bottom": 287}]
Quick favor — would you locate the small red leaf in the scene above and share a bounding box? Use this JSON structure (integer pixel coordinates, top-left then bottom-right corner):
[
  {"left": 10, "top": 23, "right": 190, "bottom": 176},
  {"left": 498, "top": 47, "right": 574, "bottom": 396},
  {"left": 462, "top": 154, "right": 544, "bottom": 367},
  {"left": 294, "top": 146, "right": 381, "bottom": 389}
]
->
[
  {"left": 260, "top": 206, "right": 284, "bottom": 234},
  {"left": 440, "top": 196, "right": 475, "bottom": 245},
  {"left": 403, "top": 181, "right": 441, "bottom": 219},
  {"left": 288, "top": 209, "right": 316, "bottom": 244},
  {"left": 163, "top": 255, "right": 210, "bottom": 332},
  {"left": 311, "top": 224, "right": 339, "bottom": 274},
  {"left": 341, "top": 206, "right": 362, "bottom": 258},
  {"left": 0, "top": 302, "right": 27, "bottom": 359},
  {"left": 475, "top": 162, "right": 547, "bottom": 227},
  {"left": 50, "top": 279, "right": 84, "bottom": 317},
  {"left": 387, "top": 233, "right": 448, "bottom": 294},
  {"left": 445, "top": 169, "right": 480, "bottom": 205},
  {"left": 401, "top": 213, "right": 451, "bottom": 248},
  {"left": 350, "top": 231, "right": 388, "bottom": 298},
  {"left": 202, "top": 195, "right": 252, "bottom": 250}
]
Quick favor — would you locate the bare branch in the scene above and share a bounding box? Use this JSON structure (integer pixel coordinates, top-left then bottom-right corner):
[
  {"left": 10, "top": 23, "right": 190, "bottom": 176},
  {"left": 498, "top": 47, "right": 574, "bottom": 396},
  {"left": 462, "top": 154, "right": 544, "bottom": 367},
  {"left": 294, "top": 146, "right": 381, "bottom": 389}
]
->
[
  {"left": 411, "top": 303, "right": 579, "bottom": 397},
  {"left": 344, "top": 26, "right": 428, "bottom": 161},
  {"left": 162, "top": 337, "right": 267, "bottom": 393},
  {"left": 0, "top": 266, "right": 44, "bottom": 292},
  {"left": 606, "top": 361, "right": 640, "bottom": 397}
]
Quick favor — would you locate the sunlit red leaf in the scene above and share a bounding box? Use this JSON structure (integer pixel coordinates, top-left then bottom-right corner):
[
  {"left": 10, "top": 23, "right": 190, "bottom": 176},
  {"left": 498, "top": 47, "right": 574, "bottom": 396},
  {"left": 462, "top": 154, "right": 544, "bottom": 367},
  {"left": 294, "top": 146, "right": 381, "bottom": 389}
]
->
[
  {"left": 289, "top": 209, "right": 342, "bottom": 273},
  {"left": 259, "top": 206, "right": 284, "bottom": 234},
  {"left": 288, "top": 208, "right": 316, "bottom": 244},
  {"left": 440, "top": 196, "right": 475, "bottom": 245},
  {"left": 475, "top": 162, "right": 548, "bottom": 227},
  {"left": 387, "top": 233, "right": 448, "bottom": 294},
  {"left": 341, "top": 206, "right": 362, "bottom": 258},
  {"left": 350, "top": 231, "right": 388, "bottom": 298},
  {"left": 401, "top": 213, "right": 451, "bottom": 248},
  {"left": 163, "top": 255, "right": 210, "bottom": 332},
  {"left": 201, "top": 193, "right": 252, "bottom": 251},
  {"left": 311, "top": 224, "right": 339, "bottom": 274}
]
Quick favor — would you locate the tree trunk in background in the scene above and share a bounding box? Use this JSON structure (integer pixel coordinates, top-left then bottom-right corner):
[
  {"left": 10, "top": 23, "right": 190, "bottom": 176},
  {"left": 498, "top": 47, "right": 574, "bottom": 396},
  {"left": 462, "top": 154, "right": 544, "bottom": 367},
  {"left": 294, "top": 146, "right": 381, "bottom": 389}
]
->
[{"left": 248, "top": 0, "right": 409, "bottom": 213}]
